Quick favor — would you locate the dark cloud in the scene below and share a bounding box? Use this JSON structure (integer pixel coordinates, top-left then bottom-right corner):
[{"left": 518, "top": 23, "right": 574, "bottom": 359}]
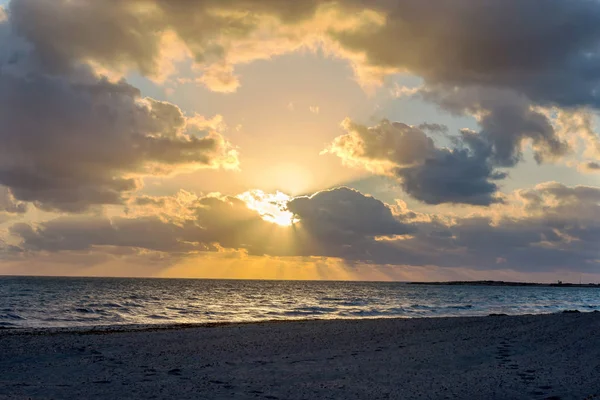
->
[
  {"left": 396, "top": 150, "right": 505, "bottom": 206},
  {"left": 11, "top": 187, "right": 414, "bottom": 261},
  {"left": 326, "top": 86, "right": 576, "bottom": 206},
  {"left": 327, "top": 119, "right": 436, "bottom": 167},
  {"left": 10, "top": 216, "right": 205, "bottom": 254},
  {"left": 335, "top": 0, "right": 600, "bottom": 108},
  {"left": 0, "top": 68, "right": 236, "bottom": 212},
  {"left": 288, "top": 186, "right": 412, "bottom": 238},
  {"left": 0, "top": 14, "right": 237, "bottom": 212},
  {"left": 420, "top": 86, "right": 570, "bottom": 167},
  {"left": 6, "top": 0, "right": 330, "bottom": 90},
  {"left": 325, "top": 120, "right": 504, "bottom": 205},
  {"left": 10, "top": 193, "right": 267, "bottom": 255},
  {"left": 7, "top": 0, "right": 600, "bottom": 108},
  {"left": 10, "top": 0, "right": 600, "bottom": 106},
  {"left": 8, "top": 184, "right": 600, "bottom": 273},
  {"left": 9, "top": 0, "right": 163, "bottom": 76}
]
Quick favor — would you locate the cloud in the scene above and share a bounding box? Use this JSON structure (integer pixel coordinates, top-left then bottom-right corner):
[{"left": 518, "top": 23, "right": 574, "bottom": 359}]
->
[
  {"left": 309, "top": 106, "right": 320, "bottom": 114},
  {"left": 7, "top": 184, "right": 600, "bottom": 274},
  {"left": 544, "top": 108, "right": 600, "bottom": 161},
  {"left": 417, "top": 123, "right": 448, "bottom": 135},
  {"left": 419, "top": 86, "right": 570, "bottom": 166},
  {"left": 3, "top": 0, "right": 600, "bottom": 278},
  {"left": 324, "top": 119, "right": 505, "bottom": 205},
  {"left": 440, "top": 182, "right": 600, "bottom": 272},
  {"left": 0, "top": 11, "right": 239, "bottom": 212},
  {"left": 332, "top": 0, "right": 600, "bottom": 107},
  {"left": 11, "top": 191, "right": 266, "bottom": 255},
  {"left": 395, "top": 147, "right": 505, "bottom": 206},
  {"left": 10, "top": 216, "right": 206, "bottom": 254},
  {"left": 9, "top": 187, "right": 413, "bottom": 261},
  {"left": 6, "top": 0, "right": 600, "bottom": 190},
  {"left": 579, "top": 161, "right": 600, "bottom": 173},
  {"left": 7, "top": 0, "right": 600, "bottom": 106},
  {"left": 0, "top": 67, "right": 238, "bottom": 212},
  {"left": 7, "top": 0, "right": 385, "bottom": 88},
  {"left": 0, "top": 186, "right": 26, "bottom": 214},
  {"left": 288, "top": 187, "right": 412, "bottom": 238},
  {"left": 194, "top": 62, "right": 240, "bottom": 93},
  {"left": 390, "top": 83, "right": 421, "bottom": 98},
  {"left": 323, "top": 119, "right": 437, "bottom": 173}
]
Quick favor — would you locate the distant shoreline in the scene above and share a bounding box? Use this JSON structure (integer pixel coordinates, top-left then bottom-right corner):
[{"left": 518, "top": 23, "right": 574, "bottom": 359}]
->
[
  {"left": 408, "top": 280, "right": 600, "bottom": 288},
  {"left": 2, "top": 275, "right": 599, "bottom": 286}
]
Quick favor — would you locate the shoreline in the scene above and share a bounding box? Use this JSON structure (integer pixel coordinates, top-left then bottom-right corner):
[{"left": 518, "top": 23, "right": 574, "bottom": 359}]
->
[
  {"left": 2, "top": 312, "right": 600, "bottom": 399},
  {"left": 0, "top": 309, "right": 591, "bottom": 336}
]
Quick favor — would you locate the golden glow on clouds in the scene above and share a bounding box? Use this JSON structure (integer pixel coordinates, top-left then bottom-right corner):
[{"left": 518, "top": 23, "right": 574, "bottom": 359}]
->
[
  {"left": 0, "top": 7, "right": 6, "bottom": 22},
  {"left": 79, "top": 2, "right": 389, "bottom": 91},
  {"left": 238, "top": 190, "right": 297, "bottom": 226}
]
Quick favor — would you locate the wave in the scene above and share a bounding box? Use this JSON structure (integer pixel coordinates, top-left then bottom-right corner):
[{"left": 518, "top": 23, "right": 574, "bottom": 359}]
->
[
  {"left": 282, "top": 307, "right": 338, "bottom": 316},
  {"left": 338, "top": 300, "right": 370, "bottom": 307},
  {"left": 146, "top": 314, "right": 173, "bottom": 320},
  {"left": 447, "top": 304, "right": 473, "bottom": 310},
  {"left": 74, "top": 308, "right": 97, "bottom": 314},
  {"left": 4, "top": 277, "right": 600, "bottom": 328},
  {"left": 319, "top": 297, "right": 344, "bottom": 302},
  {"left": 85, "top": 302, "right": 124, "bottom": 309},
  {"left": 0, "top": 313, "right": 25, "bottom": 320}
]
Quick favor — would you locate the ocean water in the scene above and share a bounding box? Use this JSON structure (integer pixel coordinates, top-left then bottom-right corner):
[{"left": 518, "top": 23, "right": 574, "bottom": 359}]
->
[{"left": 1, "top": 276, "right": 600, "bottom": 328}]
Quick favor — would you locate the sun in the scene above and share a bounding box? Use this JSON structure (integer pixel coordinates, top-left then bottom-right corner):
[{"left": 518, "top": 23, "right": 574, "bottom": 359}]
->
[
  {"left": 262, "top": 163, "right": 313, "bottom": 196},
  {"left": 238, "top": 190, "right": 297, "bottom": 226}
]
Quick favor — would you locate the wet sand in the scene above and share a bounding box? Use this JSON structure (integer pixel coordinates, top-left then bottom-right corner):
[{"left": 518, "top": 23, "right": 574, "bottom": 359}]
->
[{"left": 1, "top": 313, "right": 600, "bottom": 399}]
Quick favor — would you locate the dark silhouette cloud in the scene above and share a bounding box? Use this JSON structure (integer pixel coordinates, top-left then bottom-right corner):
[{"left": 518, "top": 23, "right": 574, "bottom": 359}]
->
[{"left": 288, "top": 186, "right": 413, "bottom": 238}]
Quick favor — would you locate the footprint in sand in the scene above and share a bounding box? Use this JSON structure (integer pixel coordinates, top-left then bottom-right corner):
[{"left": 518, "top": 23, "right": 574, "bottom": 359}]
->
[
  {"left": 495, "top": 339, "right": 514, "bottom": 366},
  {"left": 511, "top": 368, "right": 561, "bottom": 399}
]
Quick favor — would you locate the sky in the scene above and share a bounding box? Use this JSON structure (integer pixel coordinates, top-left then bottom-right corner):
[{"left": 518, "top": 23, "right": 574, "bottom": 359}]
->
[{"left": 1, "top": 0, "right": 600, "bottom": 282}]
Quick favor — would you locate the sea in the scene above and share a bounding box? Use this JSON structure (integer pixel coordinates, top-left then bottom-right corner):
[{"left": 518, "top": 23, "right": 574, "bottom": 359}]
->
[{"left": 2, "top": 276, "right": 600, "bottom": 329}]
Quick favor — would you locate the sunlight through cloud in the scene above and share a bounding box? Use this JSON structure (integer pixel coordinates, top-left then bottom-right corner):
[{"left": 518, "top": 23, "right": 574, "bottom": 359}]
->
[{"left": 238, "top": 190, "right": 297, "bottom": 226}]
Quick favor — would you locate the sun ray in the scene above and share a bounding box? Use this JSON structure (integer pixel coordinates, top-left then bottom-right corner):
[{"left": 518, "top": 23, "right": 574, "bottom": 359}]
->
[{"left": 238, "top": 190, "right": 297, "bottom": 226}]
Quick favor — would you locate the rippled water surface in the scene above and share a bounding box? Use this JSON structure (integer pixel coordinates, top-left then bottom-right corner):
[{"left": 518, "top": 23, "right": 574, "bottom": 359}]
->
[{"left": 2, "top": 276, "right": 600, "bottom": 328}]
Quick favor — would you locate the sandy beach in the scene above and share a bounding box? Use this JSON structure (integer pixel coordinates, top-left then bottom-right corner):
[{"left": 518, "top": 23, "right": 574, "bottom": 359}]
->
[{"left": 1, "top": 313, "right": 599, "bottom": 400}]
